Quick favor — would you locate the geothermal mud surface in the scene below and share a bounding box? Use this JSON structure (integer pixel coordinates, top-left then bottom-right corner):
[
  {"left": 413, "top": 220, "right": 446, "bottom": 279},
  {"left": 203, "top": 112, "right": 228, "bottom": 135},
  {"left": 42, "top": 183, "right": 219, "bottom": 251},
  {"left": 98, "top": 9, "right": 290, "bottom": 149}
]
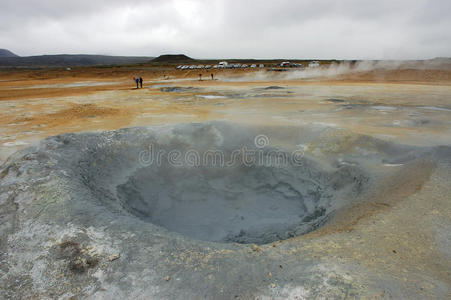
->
[
  {"left": 1, "top": 67, "right": 451, "bottom": 298},
  {"left": 1, "top": 121, "right": 450, "bottom": 299},
  {"left": 76, "top": 123, "right": 368, "bottom": 244}
]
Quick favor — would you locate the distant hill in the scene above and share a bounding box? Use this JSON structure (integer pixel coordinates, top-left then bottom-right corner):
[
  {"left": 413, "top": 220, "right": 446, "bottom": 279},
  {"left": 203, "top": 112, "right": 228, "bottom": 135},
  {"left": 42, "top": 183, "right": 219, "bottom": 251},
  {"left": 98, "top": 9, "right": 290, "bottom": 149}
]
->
[
  {"left": 0, "top": 54, "right": 155, "bottom": 67},
  {"left": 152, "top": 54, "right": 194, "bottom": 63},
  {"left": 0, "top": 49, "right": 19, "bottom": 57}
]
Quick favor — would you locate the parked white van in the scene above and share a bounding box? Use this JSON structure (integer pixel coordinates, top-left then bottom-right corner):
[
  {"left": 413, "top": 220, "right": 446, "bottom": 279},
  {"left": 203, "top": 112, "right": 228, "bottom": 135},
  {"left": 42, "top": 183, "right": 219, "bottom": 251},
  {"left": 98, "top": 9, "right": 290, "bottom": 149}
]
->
[{"left": 308, "top": 61, "right": 320, "bottom": 68}]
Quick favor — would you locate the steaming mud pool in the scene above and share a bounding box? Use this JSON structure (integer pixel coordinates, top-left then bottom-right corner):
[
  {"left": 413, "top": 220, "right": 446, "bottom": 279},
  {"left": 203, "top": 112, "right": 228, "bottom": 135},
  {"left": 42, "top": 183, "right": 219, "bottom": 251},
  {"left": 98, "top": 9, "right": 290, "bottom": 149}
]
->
[{"left": 1, "top": 122, "right": 450, "bottom": 299}]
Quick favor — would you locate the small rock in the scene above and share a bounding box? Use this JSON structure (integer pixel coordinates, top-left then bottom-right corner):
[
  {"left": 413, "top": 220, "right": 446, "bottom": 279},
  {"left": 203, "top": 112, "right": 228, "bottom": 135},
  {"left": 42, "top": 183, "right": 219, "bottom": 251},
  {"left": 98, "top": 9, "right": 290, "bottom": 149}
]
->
[
  {"left": 268, "top": 272, "right": 272, "bottom": 278},
  {"left": 109, "top": 254, "right": 120, "bottom": 261},
  {"left": 165, "top": 276, "right": 171, "bottom": 281},
  {"left": 251, "top": 244, "right": 261, "bottom": 252}
]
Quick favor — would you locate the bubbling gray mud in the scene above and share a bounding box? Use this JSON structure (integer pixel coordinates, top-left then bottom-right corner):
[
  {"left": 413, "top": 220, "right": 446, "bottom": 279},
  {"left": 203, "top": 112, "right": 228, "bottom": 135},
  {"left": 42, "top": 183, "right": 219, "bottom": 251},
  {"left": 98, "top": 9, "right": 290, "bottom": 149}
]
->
[
  {"left": 63, "top": 122, "right": 368, "bottom": 244},
  {"left": 115, "top": 163, "right": 329, "bottom": 244}
]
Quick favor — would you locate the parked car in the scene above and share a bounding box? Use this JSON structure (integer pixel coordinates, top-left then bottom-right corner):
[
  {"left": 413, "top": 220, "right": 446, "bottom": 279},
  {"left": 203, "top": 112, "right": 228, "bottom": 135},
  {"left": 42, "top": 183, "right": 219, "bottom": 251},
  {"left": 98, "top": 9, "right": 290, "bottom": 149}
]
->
[
  {"left": 205, "top": 65, "right": 211, "bottom": 69},
  {"left": 241, "top": 64, "right": 248, "bottom": 68},
  {"left": 308, "top": 61, "right": 320, "bottom": 68},
  {"left": 259, "top": 64, "right": 264, "bottom": 68},
  {"left": 250, "top": 64, "right": 257, "bottom": 68},
  {"left": 280, "top": 61, "right": 291, "bottom": 67}
]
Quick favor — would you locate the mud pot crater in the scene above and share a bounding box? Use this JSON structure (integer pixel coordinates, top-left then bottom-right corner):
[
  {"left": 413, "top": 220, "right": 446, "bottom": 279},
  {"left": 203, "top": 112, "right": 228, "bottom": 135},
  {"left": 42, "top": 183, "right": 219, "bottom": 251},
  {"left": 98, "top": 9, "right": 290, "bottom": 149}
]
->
[
  {"left": 112, "top": 161, "right": 334, "bottom": 244},
  {"left": 30, "top": 122, "right": 366, "bottom": 245},
  {"left": 2, "top": 121, "right": 447, "bottom": 299}
]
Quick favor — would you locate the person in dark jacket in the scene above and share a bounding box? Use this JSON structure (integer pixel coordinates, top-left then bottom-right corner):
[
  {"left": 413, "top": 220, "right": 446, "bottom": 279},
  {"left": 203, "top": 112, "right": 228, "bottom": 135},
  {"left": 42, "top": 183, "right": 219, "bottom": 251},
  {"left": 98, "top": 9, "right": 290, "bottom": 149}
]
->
[
  {"left": 135, "top": 77, "right": 139, "bottom": 88},
  {"left": 139, "top": 77, "right": 143, "bottom": 88}
]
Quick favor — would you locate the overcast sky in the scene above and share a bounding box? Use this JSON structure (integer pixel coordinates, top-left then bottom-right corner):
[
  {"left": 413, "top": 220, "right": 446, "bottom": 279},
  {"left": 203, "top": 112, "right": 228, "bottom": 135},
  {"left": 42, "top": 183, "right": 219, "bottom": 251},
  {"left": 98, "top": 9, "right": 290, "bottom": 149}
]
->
[{"left": 0, "top": 0, "right": 450, "bottom": 59}]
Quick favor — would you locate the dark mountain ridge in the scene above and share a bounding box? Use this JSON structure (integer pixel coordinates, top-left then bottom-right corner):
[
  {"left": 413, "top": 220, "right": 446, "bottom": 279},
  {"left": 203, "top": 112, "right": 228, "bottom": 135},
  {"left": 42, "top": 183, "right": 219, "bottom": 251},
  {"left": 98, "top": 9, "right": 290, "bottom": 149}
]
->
[
  {"left": 152, "top": 54, "right": 194, "bottom": 63},
  {"left": 0, "top": 49, "right": 19, "bottom": 57},
  {"left": 0, "top": 53, "right": 154, "bottom": 67}
]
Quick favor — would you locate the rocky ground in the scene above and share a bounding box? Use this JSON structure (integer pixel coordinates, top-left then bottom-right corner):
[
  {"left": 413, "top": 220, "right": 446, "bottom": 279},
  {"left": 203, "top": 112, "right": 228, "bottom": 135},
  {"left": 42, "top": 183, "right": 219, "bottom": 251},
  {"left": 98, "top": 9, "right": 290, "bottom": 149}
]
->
[{"left": 0, "top": 65, "right": 450, "bottom": 299}]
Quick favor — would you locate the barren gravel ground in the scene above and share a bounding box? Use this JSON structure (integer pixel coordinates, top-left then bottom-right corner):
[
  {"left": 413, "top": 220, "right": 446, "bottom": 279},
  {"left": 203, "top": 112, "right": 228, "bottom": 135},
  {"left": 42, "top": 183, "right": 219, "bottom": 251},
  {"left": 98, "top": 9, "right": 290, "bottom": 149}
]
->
[{"left": 0, "top": 66, "right": 450, "bottom": 298}]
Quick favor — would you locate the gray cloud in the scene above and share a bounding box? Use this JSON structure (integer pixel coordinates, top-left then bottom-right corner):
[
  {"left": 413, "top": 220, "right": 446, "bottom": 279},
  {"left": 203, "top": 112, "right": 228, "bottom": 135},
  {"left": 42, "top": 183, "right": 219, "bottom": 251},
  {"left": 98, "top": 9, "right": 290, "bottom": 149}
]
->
[{"left": 0, "top": 0, "right": 450, "bottom": 59}]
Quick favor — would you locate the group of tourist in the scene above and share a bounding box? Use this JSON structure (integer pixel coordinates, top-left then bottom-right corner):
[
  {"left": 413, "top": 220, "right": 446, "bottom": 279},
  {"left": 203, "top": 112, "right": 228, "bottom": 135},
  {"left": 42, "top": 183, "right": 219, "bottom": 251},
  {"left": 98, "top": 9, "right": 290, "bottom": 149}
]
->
[{"left": 133, "top": 77, "right": 143, "bottom": 88}]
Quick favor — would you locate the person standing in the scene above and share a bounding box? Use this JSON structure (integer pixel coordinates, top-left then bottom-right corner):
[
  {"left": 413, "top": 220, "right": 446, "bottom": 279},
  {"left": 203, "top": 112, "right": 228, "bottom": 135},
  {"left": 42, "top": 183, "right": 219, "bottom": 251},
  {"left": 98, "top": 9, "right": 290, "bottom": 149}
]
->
[
  {"left": 139, "top": 77, "right": 143, "bottom": 88},
  {"left": 135, "top": 77, "right": 139, "bottom": 89},
  {"left": 211, "top": 73, "right": 214, "bottom": 80}
]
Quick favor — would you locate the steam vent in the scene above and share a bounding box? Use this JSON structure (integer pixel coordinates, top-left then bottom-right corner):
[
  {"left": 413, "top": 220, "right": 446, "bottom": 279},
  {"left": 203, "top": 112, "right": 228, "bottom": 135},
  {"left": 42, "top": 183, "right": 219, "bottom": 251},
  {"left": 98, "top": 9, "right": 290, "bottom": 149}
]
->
[{"left": 1, "top": 121, "right": 450, "bottom": 298}]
